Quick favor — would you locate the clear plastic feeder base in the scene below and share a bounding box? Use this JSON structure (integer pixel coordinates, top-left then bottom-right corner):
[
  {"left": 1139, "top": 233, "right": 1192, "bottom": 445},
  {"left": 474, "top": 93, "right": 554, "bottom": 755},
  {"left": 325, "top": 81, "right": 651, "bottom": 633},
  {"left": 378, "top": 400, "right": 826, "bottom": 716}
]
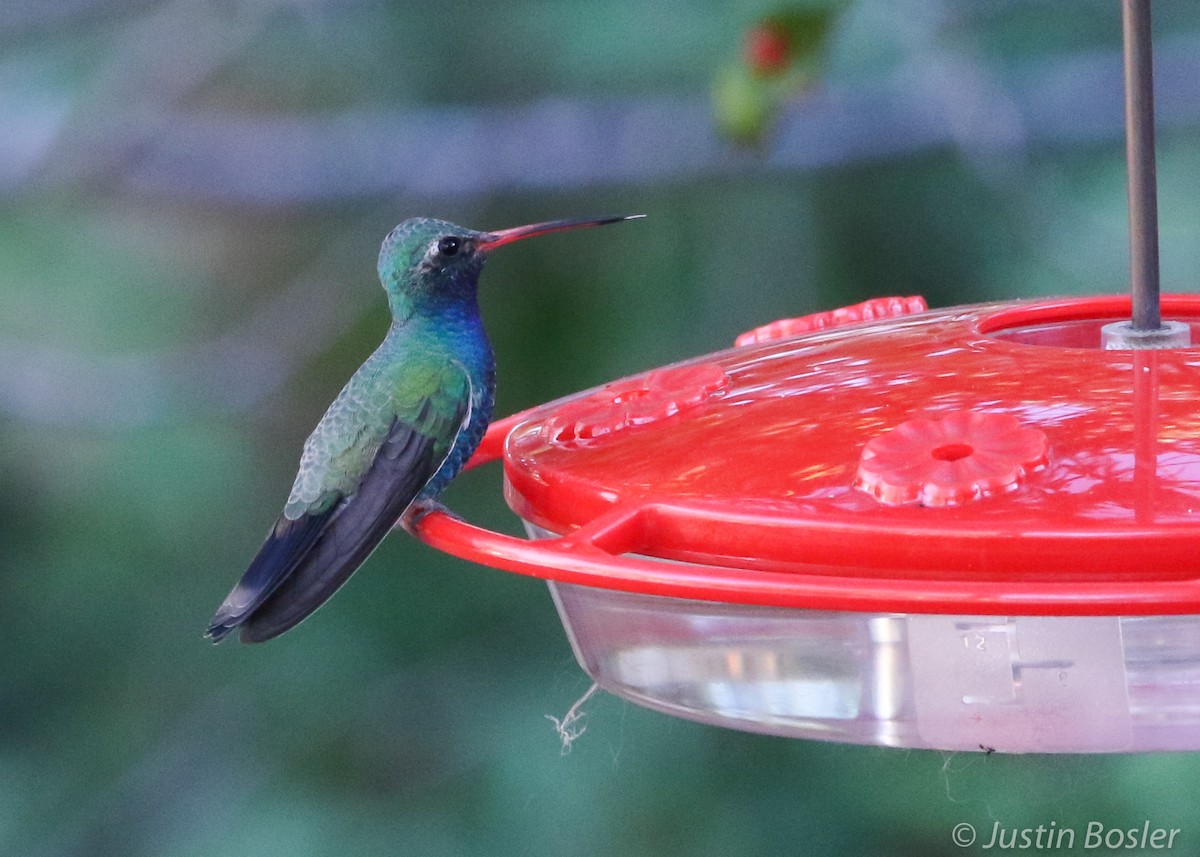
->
[{"left": 546, "top": 578, "right": 1200, "bottom": 753}]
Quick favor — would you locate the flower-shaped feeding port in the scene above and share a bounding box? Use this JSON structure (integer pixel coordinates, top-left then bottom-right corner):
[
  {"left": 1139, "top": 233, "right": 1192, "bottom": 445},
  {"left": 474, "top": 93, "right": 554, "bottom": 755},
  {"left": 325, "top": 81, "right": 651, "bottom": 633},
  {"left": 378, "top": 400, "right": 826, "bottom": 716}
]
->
[
  {"left": 855, "top": 411, "right": 1049, "bottom": 507},
  {"left": 541, "top": 363, "right": 730, "bottom": 444},
  {"left": 735, "top": 296, "right": 928, "bottom": 346}
]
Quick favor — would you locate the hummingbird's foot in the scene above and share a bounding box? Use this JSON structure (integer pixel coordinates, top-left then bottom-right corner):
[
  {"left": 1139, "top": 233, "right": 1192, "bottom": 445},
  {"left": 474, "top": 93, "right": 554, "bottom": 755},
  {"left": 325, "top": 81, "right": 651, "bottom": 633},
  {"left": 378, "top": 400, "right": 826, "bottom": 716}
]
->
[{"left": 400, "top": 499, "right": 461, "bottom": 533}]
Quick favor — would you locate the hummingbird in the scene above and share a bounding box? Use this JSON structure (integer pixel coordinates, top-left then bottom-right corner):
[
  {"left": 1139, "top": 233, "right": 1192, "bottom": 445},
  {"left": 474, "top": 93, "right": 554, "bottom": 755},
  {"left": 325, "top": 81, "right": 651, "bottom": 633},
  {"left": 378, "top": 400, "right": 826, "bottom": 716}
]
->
[{"left": 206, "top": 214, "right": 642, "bottom": 643}]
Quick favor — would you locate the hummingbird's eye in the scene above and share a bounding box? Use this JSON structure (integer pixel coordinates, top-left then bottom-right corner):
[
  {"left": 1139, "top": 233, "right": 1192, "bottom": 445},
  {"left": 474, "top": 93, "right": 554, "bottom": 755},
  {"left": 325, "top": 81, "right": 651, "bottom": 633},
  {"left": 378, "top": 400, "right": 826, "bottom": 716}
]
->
[{"left": 437, "top": 236, "right": 461, "bottom": 257}]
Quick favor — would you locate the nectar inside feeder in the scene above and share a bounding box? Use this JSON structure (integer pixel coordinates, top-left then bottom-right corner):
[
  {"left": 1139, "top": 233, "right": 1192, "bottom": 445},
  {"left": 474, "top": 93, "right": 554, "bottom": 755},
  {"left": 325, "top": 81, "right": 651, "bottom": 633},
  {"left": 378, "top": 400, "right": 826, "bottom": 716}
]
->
[{"left": 412, "top": 0, "right": 1200, "bottom": 753}]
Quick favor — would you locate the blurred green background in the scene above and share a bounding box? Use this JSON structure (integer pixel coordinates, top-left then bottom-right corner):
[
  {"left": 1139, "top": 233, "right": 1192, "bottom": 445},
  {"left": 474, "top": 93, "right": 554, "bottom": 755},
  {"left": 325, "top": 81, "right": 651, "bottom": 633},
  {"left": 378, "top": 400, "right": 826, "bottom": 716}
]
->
[{"left": 7, "top": 1, "right": 1200, "bottom": 854}]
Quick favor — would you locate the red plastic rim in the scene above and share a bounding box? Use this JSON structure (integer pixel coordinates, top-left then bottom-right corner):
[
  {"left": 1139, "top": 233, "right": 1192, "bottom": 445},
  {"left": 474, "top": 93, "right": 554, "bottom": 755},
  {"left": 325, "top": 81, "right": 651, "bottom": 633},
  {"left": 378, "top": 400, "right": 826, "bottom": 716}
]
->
[{"left": 978, "top": 293, "right": 1200, "bottom": 347}]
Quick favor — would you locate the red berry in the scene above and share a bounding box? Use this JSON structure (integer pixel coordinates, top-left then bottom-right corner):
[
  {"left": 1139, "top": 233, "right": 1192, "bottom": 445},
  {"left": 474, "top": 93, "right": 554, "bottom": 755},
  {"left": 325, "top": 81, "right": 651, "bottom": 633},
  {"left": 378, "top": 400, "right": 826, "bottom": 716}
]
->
[{"left": 744, "top": 24, "right": 791, "bottom": 76}]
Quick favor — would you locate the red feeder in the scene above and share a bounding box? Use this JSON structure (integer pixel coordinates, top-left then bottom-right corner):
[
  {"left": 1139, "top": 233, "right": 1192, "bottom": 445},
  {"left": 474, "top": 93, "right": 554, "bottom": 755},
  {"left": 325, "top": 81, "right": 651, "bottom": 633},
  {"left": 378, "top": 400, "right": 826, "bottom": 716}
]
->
[{"left": 414, "top": 294, "right": 1200, "bottom": 753}]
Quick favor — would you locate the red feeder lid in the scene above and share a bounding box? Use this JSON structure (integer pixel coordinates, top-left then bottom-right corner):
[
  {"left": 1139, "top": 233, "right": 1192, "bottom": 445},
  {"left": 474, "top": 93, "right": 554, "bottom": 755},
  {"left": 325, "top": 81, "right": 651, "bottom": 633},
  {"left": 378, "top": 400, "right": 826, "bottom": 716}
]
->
[{"left": 415, "top": 294, "right": 1200, "bottom": 616}]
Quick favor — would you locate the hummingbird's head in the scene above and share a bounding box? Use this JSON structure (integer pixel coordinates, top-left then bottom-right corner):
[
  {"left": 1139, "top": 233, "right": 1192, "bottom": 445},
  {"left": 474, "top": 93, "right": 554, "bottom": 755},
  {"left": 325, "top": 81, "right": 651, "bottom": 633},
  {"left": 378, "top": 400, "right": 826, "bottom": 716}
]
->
[
  {"left": 377, "top": 217, "right": 487, "bottom": 312},
  {"left": 378, "top": 214, "right": 645, "bottom": 318}
]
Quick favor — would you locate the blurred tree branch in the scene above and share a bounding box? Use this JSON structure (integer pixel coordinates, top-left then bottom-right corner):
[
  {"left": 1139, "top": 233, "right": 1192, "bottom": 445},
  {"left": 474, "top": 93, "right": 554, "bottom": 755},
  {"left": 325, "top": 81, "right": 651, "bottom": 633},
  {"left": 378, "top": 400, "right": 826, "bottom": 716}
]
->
[{"left": 4, "top": 27, "right": 1200, "bottom": 202}]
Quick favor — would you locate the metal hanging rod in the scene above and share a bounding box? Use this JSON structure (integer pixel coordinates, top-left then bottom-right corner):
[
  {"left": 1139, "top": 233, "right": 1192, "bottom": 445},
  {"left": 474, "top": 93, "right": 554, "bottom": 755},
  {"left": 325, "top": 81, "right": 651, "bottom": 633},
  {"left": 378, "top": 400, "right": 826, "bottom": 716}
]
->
[
  {"left": 1124, "top": 0, "right": 1161, "bottom": 332},
  {"left": 1104, "top": 0, "right": 1188, "bottom": 349}
]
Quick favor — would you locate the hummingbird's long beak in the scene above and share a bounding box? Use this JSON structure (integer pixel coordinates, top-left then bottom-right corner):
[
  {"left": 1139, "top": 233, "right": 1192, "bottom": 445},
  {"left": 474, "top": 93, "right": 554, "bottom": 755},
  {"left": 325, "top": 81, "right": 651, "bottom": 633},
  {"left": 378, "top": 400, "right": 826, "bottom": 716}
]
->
[{"left": 477, "top": 214, "right": 645, "bottom": 252}]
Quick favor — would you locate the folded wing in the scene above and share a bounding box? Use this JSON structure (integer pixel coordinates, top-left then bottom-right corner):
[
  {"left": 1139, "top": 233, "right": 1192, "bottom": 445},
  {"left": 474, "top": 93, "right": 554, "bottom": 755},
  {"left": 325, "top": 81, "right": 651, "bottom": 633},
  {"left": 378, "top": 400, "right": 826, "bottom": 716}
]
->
[{"left": 206, "top": 364, "right": 470, "bottom": 643}]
